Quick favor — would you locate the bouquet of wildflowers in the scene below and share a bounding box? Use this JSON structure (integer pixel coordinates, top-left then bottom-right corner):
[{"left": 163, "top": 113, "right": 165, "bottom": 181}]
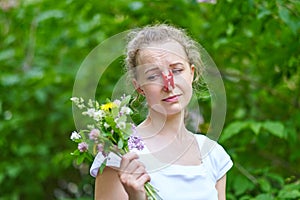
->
[{"left": 70, "top": 95, "right": 162, "bottom": 200}]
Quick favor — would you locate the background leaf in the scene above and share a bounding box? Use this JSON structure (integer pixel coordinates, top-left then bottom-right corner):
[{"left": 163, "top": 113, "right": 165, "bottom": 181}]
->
[{"left": 0, "top": 0, "right": 299, "bottom": 199}]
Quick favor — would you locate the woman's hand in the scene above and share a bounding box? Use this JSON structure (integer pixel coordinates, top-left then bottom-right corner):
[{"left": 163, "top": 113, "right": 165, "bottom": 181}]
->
[{"left": 118, "top": 152, "right": 150, "bottom": 200}]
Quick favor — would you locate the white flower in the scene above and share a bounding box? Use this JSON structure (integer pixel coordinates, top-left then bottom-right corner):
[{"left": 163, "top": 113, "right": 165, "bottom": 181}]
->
[
  {"left": 117, "top": 121, "right": 126, "bottom": 130},
  {"left": 70, "top": 97, "right": 79, "bottom": 103},
  {"left": 79, "top": 97, "right": 84, "bottom": 103},
  {"left": 93, "top": 110, "right": 105, "bottom": 121},
  {"left": 104, "top": 122, "right": 110, "bottom": 129},
  {"left": 120, "top": 106, "right": 132, "bottom": 115},
  {"left": 71, "top": 97, "right": 85, "bottom": 109},
  {"left": 77, "top": 104, "right": 85, "bottom": 109},
  {"left": 88, "top": 99, "right": 94, "bottom": 107},
  {"left": 70, "top": 131, "right": 81, "bottom": 141},
  {"left": 87, "top": 124, "right": 95, "bottom": 129},
  {"left": 113, "top": 99, "right": 121, "bottom": 107},
  {"left": 82, "top": 108, "right": 96, "bottom": 117}
]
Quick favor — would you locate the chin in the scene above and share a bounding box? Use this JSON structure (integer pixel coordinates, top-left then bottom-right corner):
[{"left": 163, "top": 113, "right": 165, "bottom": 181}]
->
[
  {"left": 166, "top": 107, "right": 185, "bottom": 116},
  {"left": 151, "top": 103, "right": 185, "bottom": 116}
]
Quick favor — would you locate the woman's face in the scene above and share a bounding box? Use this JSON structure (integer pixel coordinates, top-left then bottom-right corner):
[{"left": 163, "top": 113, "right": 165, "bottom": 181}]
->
[{"left": 134, "top": 41, "right": 194, "bottom": 116}]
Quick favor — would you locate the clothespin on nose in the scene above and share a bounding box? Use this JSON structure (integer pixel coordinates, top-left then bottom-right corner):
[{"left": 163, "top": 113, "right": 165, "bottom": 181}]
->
[{"left": 162, "top": 69, "right": 175, "bottom": 92}]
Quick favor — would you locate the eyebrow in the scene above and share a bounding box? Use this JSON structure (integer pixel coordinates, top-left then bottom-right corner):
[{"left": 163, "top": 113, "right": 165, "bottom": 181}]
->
[
  {"left": 144, "top": 67, "right": 160, "bottom": 74},
  {"left": 169, "top": 62, "right": 184, "bottom": 67},
  {"left": 144, "top": 62, "right": 184, "bottom": 74}
]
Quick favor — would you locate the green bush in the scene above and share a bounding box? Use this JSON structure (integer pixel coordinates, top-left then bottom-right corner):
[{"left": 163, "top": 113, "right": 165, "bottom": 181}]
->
[{"left": 0, "top": 0, "right": 299, "bottom": 199}]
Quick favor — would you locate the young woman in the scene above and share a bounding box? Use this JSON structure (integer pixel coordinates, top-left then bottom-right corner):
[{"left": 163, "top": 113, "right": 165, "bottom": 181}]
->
[{"left": 90, "top": 24, "right": 233, "bottom": 200}]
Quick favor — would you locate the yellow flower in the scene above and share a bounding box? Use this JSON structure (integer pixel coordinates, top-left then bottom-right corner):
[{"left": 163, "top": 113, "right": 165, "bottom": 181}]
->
[{"left": 100, "top": 102, "right": 116, "bottom": 111}]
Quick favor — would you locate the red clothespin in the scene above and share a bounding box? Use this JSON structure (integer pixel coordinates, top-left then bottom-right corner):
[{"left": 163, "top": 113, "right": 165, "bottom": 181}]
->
[{"left": 162, "top": 69, "right": 175, "bottom": 91}]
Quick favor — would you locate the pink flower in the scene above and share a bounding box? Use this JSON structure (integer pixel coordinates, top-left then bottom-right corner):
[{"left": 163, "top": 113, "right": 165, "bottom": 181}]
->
[
  {"left": 89, "top": 129, "right": 100, "bottom": 141},
  {"left": 78, "top": 142, "right": 88, "bottom": 152},
  {"left": 97, "top": 144, "right": 104, "bottom": 152}
]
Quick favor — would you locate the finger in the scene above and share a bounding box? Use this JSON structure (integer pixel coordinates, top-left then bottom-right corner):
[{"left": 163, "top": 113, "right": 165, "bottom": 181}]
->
[
  {"left": 122, "top": 165, "right": 147, "bottom": 181},
  {"left": 120, "top": 172, "right": 150, "bottom": 191},
  {"left": 119, "top": 152, "right": 139, "bottom": 169},
  {"left": 136, "top": 173, "right": 151, "bottom": 186},
  {"left": 121, "top": 157, "right": 146, "bottom": 175},
  {"left": 129, "top": 163, "right": 147, "bottom": 180}
]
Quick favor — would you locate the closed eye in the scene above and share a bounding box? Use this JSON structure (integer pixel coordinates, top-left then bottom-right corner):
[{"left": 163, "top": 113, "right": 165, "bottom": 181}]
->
[
  {"left": 172, "top": 68, "right": 184, "bottom": 75},
  {"left": 147, "top": 73, "right": 160, "bottom": 81}
]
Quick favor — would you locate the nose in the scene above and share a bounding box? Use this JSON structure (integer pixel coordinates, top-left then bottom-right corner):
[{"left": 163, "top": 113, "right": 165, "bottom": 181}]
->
[{"left": 162, "top": 69, "right": 175, "bottom": 92}]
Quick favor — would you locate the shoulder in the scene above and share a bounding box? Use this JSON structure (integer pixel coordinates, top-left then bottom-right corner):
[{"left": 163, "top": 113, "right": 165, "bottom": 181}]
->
[
  {"left": 194, "top": 133, "right": 229, "bottom": 158},
  {"left": 194, "top": 134, "right": 233, "bottom": 182},
  {"left": 90, "top": 152, "right": 121, "bottom": 177}
]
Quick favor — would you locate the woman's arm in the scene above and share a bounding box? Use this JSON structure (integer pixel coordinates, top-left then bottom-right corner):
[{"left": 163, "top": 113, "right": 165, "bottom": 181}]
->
[
  {"left": 215, "top": 174, "right": 227, "bottom": 200},
  {"left": 95, "top": 167, "right": 128, "bottom": 200},
  {"left": 94, "top": 152, "right": 149, "bottom": 200}
]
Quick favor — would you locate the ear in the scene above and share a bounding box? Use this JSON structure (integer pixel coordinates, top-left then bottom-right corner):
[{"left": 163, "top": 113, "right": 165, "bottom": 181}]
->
[
  {"left": 132, "top": 79, "right": 145, "bottom": 95},
  {"left": 190, "top": 64, "right": 195, "bottom": 83}
]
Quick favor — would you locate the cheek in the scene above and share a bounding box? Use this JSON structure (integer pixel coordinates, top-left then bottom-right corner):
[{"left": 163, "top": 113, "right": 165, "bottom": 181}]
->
[
  {"left": 174, "top": 74, "right": 193, "bottom": 89},
  {"left": 175, "top": 75, "right": 193, "bottom": 99},
  {"left": 142, "top": 84, "right": 162, "bottom": 101}
]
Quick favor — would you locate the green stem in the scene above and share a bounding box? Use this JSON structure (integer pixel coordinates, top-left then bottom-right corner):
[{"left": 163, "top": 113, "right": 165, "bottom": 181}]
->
[{"left": 144, "top": 182, "right": 163, "bottom": 200}]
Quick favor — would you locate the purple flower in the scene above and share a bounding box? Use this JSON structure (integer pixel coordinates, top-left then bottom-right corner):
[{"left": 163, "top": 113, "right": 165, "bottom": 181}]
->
[
  {"left": 78, "top": 142, "right": 88, "bottom": 152},
  {"left": 131, "top": 123, "right": 137, "bottom": 134},
  {"left": 97, "top": 144, "right": 104, "bottom": 152},
  {"left": 128, "top": 135, "right": 144, "bottom": 151},
  {"left": 89, "top": 129, "right": 100, "bottom": 141}
]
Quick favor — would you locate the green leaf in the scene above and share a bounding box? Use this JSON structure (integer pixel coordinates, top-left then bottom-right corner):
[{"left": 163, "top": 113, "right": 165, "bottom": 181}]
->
[
  {"left": 254, "top": 194, "right": 274, "bottom": 200},
  {"left": 76, "top": 155, "right": 85, "bottom": 165},
  {"left": 36, "top": 10, "right": 65, "bottom": 23},
  {"left": 111, "top": 106, "right": 119, "bottom": 118},
  {"left": 258, "top": 178, "right": 271, "bottom": 193},
  {"left": 278, "top": 190, "right": 300, "bottom": 199},
  {"left": 105, "top": 116, "right": 115, "bottom": 125},
  {"left": 85, "top": 153, "right": 94, "bottom": 162},
  {"left": 99, "top": 159, "right": 107, "bottom": 174},
  {"left": 266, "top": 173, "right": 285, "bottom": 187},
  {"left": 249, "top": 121, "right": 262, "bottom": 135},
  {"left": 0, "top": 74, "right": 20, "bottom": 86},
  {"left": 7, "top": 165, "right": 21, "bottom": 178},
  {"left": 118, "top": 139, "right": 124, "bottom": 149},
  {"left": 71, "top": 149, "right": 80, "bottom": 156},
  {"left": 0, "top": 49, "right": 15, "bottom": 61},
  {"left": 263, "top": 121, "right": 285, "bottom": 138},
  {"left": 226, "top": 23, "right": 234, "bottom": 36},
  {"left": 278, "top": 5, "right": 299, "bottom": 35},
  {"left": 257, "top": 7, "right": 271, "bottom": 19},
  {"left": 120, "top": 95, "right": 131, "bottom": 107},
  {"left": 122, "top": 123, "right": 133, "bottom": 138},
  {"left": 233, "top": 175, "right": 255, "bottom": 196},
  {"left": 220, "top": 121, "right": 248, "bottom": 142},
  {"left": 118, "top": 114, "right": 127, "bottom": 123},
  {"left": 277, "top": 181, "right": 300, "bottom": 198}
]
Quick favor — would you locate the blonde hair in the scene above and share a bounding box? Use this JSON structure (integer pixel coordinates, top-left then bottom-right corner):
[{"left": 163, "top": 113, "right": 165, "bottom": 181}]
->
[{"left": 125, "top": 24, "right": 203, "bottom": 82}]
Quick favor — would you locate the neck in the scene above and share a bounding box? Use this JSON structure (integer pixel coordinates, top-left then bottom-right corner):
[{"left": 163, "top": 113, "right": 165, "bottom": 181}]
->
[{"left": 141, "top": 109, "right": 188, "bottom": 139}]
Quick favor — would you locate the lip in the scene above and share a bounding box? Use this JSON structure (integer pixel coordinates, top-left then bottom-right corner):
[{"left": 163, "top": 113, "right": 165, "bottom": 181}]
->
[{"left": 162, "top": 94, "right": 181, "bottom": 102}]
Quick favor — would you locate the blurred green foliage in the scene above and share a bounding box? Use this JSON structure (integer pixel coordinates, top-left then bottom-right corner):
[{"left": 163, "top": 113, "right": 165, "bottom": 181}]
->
[{"left": 0, "top": 0, "right": 299, "bottom": 199}]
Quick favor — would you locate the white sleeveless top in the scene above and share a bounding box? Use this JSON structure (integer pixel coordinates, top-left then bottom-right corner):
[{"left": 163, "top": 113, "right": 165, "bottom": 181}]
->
[{"left": 90, "top": 134, "right": 233, "bottom": 200}]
